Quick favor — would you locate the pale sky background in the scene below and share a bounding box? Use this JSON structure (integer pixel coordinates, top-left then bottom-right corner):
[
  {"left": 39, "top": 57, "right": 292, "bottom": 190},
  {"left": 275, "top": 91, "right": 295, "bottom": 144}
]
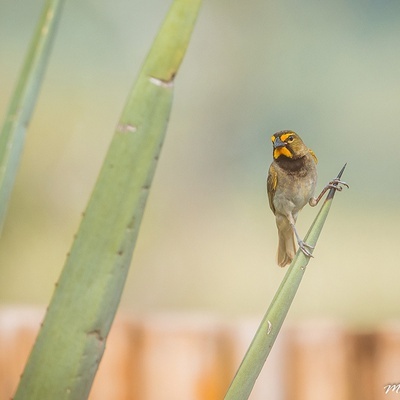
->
[{"left": 0, "top": 0, "right": 399, "bottom": 327}]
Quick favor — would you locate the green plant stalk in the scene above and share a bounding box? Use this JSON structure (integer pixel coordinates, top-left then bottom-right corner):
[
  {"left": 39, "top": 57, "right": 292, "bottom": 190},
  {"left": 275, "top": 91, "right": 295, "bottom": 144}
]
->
[
  {"left": 0, "top": 0, "right": 65, "bottom": 232},
  {"left": 13, "top": 1, "right": 202, "bottom": 399},
  {"left": 224, "top": 165, "right": 347, "bottom": 400}
]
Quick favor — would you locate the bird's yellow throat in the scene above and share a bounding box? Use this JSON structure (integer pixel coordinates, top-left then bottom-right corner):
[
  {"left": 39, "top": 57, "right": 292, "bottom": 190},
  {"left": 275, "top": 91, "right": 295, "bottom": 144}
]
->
[{"left": 273, "top": 147, "right": 292, "bottom": 159}]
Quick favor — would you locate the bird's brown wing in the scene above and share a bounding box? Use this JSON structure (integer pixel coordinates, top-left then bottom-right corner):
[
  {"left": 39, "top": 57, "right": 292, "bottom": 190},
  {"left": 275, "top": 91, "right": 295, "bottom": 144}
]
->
[{"left": 267, "top": 163, "right": 278, "bottom": 215}]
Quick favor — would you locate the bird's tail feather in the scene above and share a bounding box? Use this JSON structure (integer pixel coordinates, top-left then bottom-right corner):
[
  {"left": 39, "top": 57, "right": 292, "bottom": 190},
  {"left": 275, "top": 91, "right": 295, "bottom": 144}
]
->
[{"left": 277, "top": 228, "right": 296, "bottom": 267}]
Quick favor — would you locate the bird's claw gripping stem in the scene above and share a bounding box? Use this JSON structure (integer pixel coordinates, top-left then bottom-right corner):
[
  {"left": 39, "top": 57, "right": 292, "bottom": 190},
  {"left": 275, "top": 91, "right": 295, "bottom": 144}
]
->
[
  {"left": 328, "top": 178, "right": 349, "bottom": 191},
  {"left": 298, "top": 240, "right": 314, "bottom": 258}
]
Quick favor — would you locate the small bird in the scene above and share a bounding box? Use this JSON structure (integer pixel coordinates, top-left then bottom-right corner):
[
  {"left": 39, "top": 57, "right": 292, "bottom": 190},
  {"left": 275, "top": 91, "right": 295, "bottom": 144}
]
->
[{"left": 267, "top": 130, "right": 346, "bottom": 267}]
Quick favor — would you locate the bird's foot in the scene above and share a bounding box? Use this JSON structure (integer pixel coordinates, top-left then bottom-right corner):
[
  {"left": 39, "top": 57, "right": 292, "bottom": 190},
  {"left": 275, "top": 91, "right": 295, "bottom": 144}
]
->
[
  {"left": 309, "top": 178, "right": 349, "bottom": 206},
  {"left": 298, "top": 240, "right": 314, "bottom": 258},
  {"left": 327, "top": 178, "right": 349, "bottom": 192}
]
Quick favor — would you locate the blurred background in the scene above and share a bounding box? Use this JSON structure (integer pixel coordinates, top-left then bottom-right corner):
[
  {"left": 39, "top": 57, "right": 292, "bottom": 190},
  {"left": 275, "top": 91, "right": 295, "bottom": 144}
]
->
[{"left": 0, "top": 0, "right": 399, "bottom": 327}]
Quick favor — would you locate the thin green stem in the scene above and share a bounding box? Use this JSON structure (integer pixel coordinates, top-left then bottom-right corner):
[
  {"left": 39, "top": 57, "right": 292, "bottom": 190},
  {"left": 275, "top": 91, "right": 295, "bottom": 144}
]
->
[{"left": 224, "top": 164, "right": 347, "bottom": 400}]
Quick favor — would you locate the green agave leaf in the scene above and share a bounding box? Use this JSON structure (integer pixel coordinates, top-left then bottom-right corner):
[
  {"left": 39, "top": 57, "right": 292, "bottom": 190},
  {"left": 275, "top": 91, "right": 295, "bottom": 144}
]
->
[
  {"left": 0, "top": 0, "right": 65, "bottom": 232},
  {"left": 224, "top": 165, "right": 347, "bottom": 400},
  {"left": 14, "top": 1, "right": 202, "bottom": 399}
]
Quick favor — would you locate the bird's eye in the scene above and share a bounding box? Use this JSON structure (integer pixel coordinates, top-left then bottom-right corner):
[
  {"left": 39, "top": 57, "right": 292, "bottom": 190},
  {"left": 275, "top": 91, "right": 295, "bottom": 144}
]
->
[{"left": 287, "top": 135, "right": 294, "bottom": 143}]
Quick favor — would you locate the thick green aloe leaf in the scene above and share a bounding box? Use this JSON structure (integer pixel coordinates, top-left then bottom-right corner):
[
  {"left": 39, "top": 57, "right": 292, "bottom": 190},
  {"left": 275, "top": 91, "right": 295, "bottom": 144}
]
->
[{"left": 14, "top": 1, "right": 202, "bottom": 399}]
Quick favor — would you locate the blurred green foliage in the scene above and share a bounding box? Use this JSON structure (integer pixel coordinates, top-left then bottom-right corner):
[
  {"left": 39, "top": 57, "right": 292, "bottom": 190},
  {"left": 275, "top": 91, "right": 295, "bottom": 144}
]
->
[{"left": 0, "top": 0, "right": 399, "bottom": 326}]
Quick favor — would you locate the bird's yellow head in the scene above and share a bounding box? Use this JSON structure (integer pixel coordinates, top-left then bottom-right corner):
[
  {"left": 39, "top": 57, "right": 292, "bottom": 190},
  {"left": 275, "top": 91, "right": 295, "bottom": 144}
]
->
[{"left": 271, "top": 130, "right": 309, "bottom": 160}]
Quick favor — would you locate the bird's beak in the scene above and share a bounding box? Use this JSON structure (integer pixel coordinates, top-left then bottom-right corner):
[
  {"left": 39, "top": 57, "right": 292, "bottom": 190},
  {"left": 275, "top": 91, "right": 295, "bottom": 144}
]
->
[{"left": 273, "top": 137, "right": 286, "bottom": 148}]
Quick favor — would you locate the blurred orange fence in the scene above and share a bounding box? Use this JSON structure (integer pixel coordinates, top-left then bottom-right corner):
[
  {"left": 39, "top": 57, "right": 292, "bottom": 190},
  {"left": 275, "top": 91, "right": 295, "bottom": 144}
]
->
[{"left": 0, "top": 307, "right": 399, "bottom": 400}]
